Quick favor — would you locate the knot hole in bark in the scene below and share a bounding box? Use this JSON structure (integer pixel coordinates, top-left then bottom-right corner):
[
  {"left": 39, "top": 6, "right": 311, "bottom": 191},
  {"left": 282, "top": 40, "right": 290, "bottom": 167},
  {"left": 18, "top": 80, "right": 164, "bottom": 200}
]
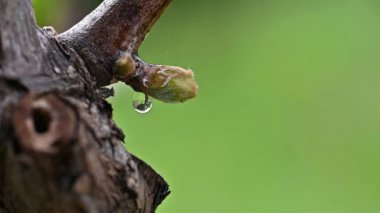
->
[
  {"left": 31, "top": 106, "right": 52, "bottom": 134},
  {"left": 12, "top": 93, "right": 77, "bottom": 154}
]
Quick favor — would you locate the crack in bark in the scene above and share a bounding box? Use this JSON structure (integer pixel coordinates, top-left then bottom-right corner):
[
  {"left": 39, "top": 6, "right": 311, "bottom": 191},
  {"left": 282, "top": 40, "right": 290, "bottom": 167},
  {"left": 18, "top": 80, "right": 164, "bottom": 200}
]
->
[{"left": 0, "top": 32, "right": 3, "bottom": 69}]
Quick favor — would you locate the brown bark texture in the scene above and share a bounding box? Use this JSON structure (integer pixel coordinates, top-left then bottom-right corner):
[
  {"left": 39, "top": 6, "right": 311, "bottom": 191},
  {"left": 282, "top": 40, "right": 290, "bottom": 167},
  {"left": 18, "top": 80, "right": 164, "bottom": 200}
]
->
[{"left": 0, "top": 0, "right": 186, "bottom": 212}]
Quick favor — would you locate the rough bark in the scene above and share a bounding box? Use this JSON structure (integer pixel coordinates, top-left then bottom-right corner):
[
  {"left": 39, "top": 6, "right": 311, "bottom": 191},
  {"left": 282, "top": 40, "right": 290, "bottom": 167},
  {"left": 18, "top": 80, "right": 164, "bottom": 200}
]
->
[{"left": 0, "top": 0, "right": 187, "bottom": 212}]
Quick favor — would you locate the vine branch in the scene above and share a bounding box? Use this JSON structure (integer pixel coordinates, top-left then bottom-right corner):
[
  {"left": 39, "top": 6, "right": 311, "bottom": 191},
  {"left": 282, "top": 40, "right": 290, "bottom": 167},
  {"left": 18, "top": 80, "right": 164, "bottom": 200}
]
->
[
  {"left": 58, "top": 0, "right": 198, "bottom": 103},
  {"left": 0, "top": 0, "right": 196, "bottom": 212}
]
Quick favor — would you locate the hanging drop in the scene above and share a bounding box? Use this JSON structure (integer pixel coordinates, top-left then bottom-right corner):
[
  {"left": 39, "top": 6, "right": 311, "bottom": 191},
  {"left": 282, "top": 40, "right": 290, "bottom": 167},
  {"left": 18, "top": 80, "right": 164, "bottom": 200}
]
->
[{"left": 132, "top": 92, "right": 152, "bottom": 114}]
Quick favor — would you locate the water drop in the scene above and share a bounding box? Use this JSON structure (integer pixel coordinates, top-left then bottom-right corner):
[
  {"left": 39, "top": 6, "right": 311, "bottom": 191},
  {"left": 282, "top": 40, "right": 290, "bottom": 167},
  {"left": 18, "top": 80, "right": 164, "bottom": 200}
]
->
[{"left": 132, "top": 92, "right": 152, "bottom": 114}]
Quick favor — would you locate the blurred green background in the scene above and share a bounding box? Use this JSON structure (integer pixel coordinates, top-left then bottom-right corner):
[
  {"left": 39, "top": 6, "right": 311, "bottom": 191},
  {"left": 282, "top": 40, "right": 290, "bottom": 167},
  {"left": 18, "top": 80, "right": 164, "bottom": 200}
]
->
[{"left": 33, "top": 0, "right": 380, "bottom": 212}]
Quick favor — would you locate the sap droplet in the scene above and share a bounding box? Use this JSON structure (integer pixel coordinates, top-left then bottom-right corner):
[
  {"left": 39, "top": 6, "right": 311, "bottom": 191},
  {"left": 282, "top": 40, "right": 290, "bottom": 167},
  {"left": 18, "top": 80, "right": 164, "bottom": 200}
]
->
[{"left": 132, "top": 92, "right": 152, "bottom": 114}]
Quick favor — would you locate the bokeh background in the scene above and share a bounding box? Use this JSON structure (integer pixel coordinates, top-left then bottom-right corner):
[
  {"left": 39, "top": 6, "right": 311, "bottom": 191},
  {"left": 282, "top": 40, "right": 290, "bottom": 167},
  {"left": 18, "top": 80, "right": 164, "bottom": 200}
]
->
[{"left": 33, "top": 0, "right": 380, "bottom": 212}]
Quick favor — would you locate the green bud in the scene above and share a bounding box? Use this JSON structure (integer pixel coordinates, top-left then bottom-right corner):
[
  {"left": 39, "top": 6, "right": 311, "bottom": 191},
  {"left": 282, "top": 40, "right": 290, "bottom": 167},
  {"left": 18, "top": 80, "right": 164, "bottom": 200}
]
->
[
  {"left": 146, "top": 66, "right": 198, "bottom": 103},
  {"left": 115, "top": 55, "right": 136, "bottom": 77}
]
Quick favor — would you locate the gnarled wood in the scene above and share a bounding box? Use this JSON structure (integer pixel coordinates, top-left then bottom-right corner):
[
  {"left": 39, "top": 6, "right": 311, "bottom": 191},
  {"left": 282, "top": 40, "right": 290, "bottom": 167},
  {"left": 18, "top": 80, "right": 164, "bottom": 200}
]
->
[{"left": 0, "top": 0, "right": 176, "bottom": 212}]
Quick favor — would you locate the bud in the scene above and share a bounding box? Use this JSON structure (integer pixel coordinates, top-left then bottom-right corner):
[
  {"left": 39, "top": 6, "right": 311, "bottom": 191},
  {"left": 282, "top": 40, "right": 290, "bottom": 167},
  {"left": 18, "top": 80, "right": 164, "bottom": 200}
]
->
[
  {"left": 145, "top": 66, "right": 198, "bottom": 103},
  {"left": 115, "top": 55, "right": 136, "bottom": 77}
]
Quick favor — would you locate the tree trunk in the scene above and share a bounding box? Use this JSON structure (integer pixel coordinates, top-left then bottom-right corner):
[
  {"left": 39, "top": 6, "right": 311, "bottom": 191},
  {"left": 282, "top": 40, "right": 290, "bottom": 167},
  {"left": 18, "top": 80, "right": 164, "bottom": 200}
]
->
[{"left": 0, "top": 0, "right": 196, "bottom": 212}]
